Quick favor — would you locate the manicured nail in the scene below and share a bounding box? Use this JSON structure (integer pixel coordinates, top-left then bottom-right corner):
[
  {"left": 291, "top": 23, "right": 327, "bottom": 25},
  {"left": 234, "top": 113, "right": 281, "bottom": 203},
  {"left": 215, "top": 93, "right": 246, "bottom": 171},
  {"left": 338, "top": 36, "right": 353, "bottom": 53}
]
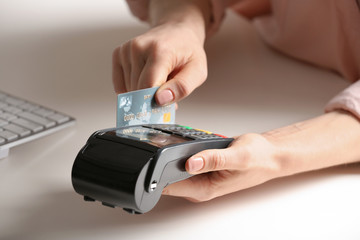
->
[
  {"left": 157, "top": 89, "right": 174, "bottom": 106},
  {"left": 188, "top": 157, "right": 204, "bottom": 173}
]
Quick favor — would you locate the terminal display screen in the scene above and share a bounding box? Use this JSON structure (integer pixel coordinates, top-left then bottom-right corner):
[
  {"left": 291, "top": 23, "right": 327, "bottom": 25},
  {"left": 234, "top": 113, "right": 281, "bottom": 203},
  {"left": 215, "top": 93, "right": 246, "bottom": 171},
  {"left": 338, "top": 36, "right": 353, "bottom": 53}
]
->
[{"left": 112, "top": 126, "right": 189, "bottom": 148}]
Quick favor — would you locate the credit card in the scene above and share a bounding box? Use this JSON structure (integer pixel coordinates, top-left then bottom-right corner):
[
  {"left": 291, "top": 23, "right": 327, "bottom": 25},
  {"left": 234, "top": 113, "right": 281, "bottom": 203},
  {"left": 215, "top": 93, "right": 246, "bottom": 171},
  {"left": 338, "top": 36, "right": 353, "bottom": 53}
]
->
[{"left": 117, "top": 87, "right": 175, "bottom": 127}]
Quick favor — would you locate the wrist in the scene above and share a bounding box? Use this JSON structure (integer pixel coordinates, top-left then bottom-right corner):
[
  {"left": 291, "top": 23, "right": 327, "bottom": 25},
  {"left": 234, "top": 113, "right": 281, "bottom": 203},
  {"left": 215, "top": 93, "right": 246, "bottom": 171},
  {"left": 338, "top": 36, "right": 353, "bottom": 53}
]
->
[
  {"left": 262, "top": 111, "right": 360, "bottom": 177},
  {"left": 262, "top": 132, "right": 297, "bottom": 178},
  {"left": 149, "top": 0, "right": 211, "bottom": 43},
  {"left": 262, "top": 123, "right": 323, "bottom": 178}
]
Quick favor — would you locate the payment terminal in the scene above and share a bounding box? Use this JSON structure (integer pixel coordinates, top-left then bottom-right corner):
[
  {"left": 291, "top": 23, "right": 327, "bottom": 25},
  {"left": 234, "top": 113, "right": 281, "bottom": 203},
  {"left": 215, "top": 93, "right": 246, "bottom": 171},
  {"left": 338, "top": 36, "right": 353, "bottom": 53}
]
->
[{"left": 71, "top": 124, "right": 233, "bottom": 214}]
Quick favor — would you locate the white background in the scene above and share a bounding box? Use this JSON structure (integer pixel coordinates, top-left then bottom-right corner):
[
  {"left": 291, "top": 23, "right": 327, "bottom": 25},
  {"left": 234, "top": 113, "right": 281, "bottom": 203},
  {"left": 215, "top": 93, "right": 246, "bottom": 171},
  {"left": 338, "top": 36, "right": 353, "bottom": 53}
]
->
[{"left": 1, "top": 0, "right": 360, "bottom": 239}]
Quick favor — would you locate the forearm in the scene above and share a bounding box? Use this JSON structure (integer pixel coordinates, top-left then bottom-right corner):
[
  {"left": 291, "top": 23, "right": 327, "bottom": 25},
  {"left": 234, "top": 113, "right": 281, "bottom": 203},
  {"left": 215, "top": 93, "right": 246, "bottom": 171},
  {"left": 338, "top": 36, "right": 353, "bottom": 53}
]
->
[
  {"left": 264, "top": 110, "right": 360, "bottom": 177},
  {"left": 148, "top": 0, "right": 212, "bottom": 43}
]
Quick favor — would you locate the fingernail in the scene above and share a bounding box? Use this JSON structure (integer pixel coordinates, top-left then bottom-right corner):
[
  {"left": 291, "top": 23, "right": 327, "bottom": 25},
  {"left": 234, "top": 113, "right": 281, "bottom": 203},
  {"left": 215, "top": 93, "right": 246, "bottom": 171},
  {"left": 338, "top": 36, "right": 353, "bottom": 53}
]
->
[
  {"left": 157, "top": 89, "right": 174, "bottom": 106},
  {"left": 188, "top": 157, "right": 204, "bottom": 173}
]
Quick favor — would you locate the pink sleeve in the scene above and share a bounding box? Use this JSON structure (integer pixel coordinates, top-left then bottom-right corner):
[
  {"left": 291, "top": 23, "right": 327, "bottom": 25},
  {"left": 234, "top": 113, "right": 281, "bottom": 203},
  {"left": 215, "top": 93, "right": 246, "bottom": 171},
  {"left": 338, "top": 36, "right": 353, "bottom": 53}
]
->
[
  {"left": 325, "top": 80, "right": 360, "bottom": 119},
  {"left": 125, "top": 0, "right": 232, "bottom": 35}
]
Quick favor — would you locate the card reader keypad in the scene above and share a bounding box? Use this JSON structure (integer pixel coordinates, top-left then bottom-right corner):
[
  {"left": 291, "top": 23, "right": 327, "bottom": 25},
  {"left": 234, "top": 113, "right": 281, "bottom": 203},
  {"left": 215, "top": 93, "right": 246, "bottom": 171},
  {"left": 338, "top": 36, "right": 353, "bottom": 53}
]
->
[{"left": 142, "top": 124, "right": 227, "bottom": 140}]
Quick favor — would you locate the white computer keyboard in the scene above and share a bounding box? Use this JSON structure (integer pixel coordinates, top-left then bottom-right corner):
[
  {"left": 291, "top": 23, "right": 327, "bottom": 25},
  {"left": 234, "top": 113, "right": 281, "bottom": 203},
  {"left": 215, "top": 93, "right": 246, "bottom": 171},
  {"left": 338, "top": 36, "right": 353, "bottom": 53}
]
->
[{"left": 0, "top": 91, "right": 75, "bottom": 159}]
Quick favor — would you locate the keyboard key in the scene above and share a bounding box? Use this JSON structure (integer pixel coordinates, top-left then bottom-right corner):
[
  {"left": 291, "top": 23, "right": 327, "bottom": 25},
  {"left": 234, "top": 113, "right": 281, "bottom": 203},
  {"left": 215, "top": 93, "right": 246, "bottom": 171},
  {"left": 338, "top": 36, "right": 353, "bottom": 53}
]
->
[
  {"left": 4, "top": 96, "right": 25, "bottom": 106},
  {"left": 3, "top": 124, "right": 31, "bottom": 137},
  {"left": 0, "top": 130, "right": 18, "bottom": 141},
  {"left": 173, "top": 129, "right": 207, "bottom": 136},
  {"left": 47, "top": 113, "right": 69, "bottom": 124},
  {"left": 0, "top": 102, "right": 8, "bottom": 109},
  {"left": 17, "top": 112, "right": 55, "bottom": 128},
  {"left": 0, "top": 112, "right": 17, "bottom": 121},
  {"left": 2, "top": 106, "right": 22, "bottom": 114},
  {"left": 11, "top": 118, "right": 44, "bottom": 133},
  {"left": 214, "top": 133, "right": 227, "bottom": 138},
  {"left": 190, "top": 134, "right": 223, "bottom": 140},
  {"left": 0, "top": 119, "right": 7, "bottom": 127},
  {"left": 18, "top": 102, "right": 40, "bottom": 111},
  {"left": 168, "top": 126, "right": 186, "bottom": 131},
  {"left": 195, "top": 128, "right": 212, "bottom": 134},
  {"left": 33, "top": 108, "right": 54, "bottom": 117},
  {"left": 0, "top": 137, "right": 5, "bottom": 145}
]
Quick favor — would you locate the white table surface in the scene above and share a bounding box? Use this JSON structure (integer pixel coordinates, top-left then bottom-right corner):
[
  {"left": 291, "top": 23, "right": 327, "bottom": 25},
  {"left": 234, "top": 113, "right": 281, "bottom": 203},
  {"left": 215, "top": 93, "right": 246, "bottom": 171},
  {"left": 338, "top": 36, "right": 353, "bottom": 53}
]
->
[{"left": 1, "top": 1, "right": 360, "bottom": 239}]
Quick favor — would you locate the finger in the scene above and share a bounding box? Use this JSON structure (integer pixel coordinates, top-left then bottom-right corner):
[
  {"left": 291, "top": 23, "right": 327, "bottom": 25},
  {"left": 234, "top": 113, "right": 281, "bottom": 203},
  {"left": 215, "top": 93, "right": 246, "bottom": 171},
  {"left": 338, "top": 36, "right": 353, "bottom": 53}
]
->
[
  {"left": 137, "top": 54, "right": 171, "bottom": 91},
  {"left": 162, "top": 174, "right": 215, "bottom": 202},
  {"left": 112, "top": 47, "right": 126, "bottom": 94},
  {"left": 119, "top": 42, "right": 132, "bottom": 92},
  {"left": 156, "top": 59, "right": 207, "bottom": 106},
  {"left": 185, "top": 147, "right": 240, "bottom": 174},
  {"left": 129, "top": 41, "right": 146, "bottom": 91},
  {"left": 130, "top": 58, "right": 145, "bottom": 91}
]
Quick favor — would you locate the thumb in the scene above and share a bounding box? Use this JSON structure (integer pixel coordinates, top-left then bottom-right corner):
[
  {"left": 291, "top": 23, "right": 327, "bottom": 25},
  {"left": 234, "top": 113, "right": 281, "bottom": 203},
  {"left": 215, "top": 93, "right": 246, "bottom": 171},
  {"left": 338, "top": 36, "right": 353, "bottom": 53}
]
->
[
  {"left": 185, "top": 148, "right": 237, "bottom": 174},
  {"left": 155, "top": 60, "right": 207, "bottom": 106}
]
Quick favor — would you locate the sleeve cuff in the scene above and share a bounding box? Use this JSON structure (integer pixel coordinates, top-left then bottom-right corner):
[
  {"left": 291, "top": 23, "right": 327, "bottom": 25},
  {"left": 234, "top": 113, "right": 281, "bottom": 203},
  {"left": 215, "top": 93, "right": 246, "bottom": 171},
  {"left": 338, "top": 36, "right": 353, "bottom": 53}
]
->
[{"left": 325, "top": 80, "right": 360, "bottom": 119}]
